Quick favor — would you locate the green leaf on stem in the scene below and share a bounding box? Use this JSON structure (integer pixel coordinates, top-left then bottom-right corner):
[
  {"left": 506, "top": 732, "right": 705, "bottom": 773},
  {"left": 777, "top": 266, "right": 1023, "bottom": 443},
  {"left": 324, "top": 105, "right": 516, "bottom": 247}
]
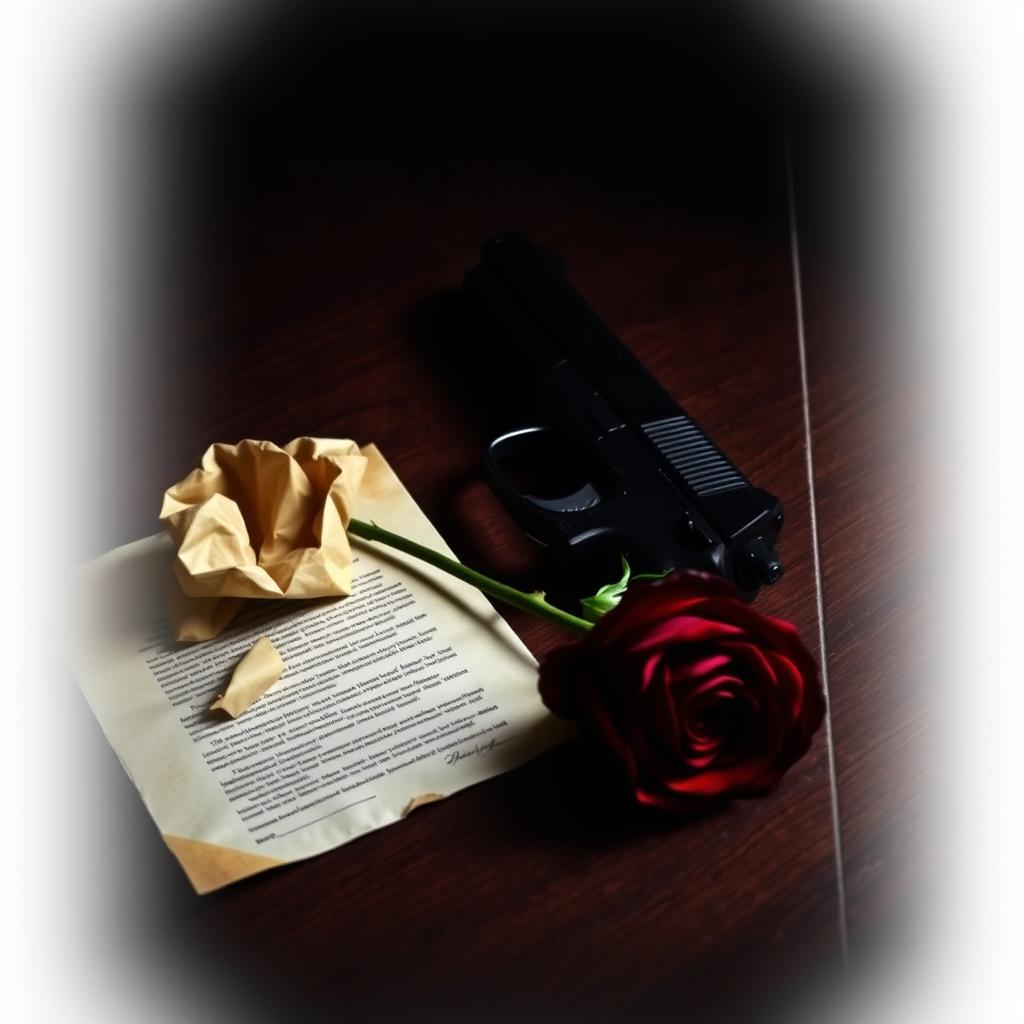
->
[{"left": 580, "top": 557, "right": 672, "bottom": 622}]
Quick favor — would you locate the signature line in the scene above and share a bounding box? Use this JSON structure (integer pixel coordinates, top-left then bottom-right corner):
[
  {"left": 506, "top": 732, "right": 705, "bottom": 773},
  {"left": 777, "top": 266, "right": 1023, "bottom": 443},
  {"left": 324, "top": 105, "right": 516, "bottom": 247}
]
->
[{"left": 275, "top": 794, "right": 377, "bottom": 837}]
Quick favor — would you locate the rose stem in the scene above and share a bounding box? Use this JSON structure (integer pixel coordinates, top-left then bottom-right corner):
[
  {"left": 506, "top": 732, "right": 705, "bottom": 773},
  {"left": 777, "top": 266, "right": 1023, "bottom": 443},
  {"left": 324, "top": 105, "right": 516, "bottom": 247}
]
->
[{"left": 347, "top": 517, "right": 592, "bottom": 635}]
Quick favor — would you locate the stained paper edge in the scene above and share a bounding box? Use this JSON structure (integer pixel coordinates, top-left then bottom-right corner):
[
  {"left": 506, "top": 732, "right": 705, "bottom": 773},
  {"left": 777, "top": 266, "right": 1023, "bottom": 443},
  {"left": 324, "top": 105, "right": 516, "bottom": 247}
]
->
[{"left": 161, "top": 834, "right": 288, "bottom": 894}]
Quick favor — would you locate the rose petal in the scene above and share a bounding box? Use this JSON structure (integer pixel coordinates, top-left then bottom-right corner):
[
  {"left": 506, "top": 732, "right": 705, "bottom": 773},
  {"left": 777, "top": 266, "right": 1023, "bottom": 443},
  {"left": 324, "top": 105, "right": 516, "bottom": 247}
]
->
[
  {"left": 583, "top": 687, "right": 641, "bottom": 788},
  {"left": 638, "top": 651, "right": 667, "bottom": 694},
  {"left": 633, "top": 782, "right": 713, "bottom": 816},
  {"left": 625, "top": 711, "right": 686, "bottom": 783},
  {"left": 623, "top": 616, "right": 747, "bottom": 656},
  {"left": 664, "top": 653, "right": 733, "bottom": 687},
  {"left": 686, "top": 652, "right": 733, "bottom": 676},
  {"left": 643, "top": 659, "right": 684, "bottom": 758},
  {"left": 749, "top": 681, "right": 787, "bottom": 767},
  {"left": 671, "top": 674, "right": 743, "bottom": 731},
  {"left": 721, "top": 641, "right": 780, "bottom": 691},
  {"left": 763, "top": 651, "right": 808, "bottom": 722},
  {"left": 714, "top": 645, "right": 814, "bottom": 768},
  {"left": 662, "top": 761, "right": 768, "bottom": 796},
  {"left": 671, "top": 596, "right": 786, "bottom": 639}
]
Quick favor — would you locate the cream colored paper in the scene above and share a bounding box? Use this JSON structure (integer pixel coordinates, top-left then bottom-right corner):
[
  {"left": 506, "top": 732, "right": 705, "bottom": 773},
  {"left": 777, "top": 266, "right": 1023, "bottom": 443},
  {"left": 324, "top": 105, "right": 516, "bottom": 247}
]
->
[
  {"left": 209, "top": 636, "right": 285, "bottom": 717},
  {"left": 159, "top": 437, "right": 368, "bottom": 642},
  {"left": 68, "top": 445, "right": 571, "bottom": 893}
]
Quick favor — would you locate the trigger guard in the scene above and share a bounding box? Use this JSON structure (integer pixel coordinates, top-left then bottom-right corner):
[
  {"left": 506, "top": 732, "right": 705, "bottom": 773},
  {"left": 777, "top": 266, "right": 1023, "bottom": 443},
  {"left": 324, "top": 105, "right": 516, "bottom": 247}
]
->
[
  {"left": 487, "top": 426, "right": 603, "bottom": 515},
  {"left": 486, "top": 425, "right": 549, "bottom": 460}
]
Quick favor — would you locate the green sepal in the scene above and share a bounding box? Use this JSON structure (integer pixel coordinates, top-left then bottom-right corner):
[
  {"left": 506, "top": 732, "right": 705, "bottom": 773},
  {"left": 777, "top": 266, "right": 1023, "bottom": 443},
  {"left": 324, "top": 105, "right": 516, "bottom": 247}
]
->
[
  {"left": 580, "top": 557, "right": 673, "bottom": 622},
  {"left": 580, "top": 556, "right": 632, "bottom": 622}
]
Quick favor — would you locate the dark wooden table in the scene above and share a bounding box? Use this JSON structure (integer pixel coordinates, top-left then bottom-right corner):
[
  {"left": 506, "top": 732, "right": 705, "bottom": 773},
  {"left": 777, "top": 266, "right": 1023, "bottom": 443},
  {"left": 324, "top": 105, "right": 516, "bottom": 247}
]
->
[{"left": 75, "top": 8, "right": 932, "bottom": 1021}]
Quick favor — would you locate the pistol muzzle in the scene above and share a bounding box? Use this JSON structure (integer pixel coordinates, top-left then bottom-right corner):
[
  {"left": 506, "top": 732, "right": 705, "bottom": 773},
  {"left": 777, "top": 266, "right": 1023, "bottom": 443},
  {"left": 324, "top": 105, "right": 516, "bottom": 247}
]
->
[{"left": 739, "top": 537, "right": 784, "bottom": 587}]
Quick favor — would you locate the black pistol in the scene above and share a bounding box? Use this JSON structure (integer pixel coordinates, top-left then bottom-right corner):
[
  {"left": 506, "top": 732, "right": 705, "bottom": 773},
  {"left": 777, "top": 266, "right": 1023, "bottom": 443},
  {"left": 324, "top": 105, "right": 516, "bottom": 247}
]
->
[{"left": 462, "top": 233, "right": 785, "bottom": 601}]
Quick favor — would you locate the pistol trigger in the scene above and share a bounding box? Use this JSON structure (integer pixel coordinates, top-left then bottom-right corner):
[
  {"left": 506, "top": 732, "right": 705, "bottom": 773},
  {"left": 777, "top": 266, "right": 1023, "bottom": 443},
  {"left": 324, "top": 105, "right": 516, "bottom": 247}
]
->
[{"left": 523, "top": 483, "right": 601, "bottom": 514}]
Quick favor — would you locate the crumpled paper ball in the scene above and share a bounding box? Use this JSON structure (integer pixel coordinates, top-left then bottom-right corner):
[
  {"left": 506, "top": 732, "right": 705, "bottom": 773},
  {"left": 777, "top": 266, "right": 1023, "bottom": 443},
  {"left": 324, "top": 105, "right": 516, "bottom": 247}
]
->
[{"left": 159, "top": 437, "right": 367, "bottom": 641}]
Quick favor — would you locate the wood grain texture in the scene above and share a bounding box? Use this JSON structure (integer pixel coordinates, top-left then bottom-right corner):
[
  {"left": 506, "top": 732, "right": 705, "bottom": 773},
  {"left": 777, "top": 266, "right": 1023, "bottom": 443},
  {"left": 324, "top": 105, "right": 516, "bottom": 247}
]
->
[{"left": 75, "top": 7, "right": 924, "bottom": 1020}]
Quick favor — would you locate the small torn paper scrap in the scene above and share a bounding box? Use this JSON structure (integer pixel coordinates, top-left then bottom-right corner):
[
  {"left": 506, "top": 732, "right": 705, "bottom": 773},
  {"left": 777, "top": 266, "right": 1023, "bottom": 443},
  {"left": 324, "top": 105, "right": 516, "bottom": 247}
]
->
[{"left": 210, "top": 637, "right": 285, "bottom": 718}]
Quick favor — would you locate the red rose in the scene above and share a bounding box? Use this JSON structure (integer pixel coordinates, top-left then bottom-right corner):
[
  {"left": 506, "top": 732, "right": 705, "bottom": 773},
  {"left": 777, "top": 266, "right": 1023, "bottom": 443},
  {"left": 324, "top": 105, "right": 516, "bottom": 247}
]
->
[{"left": 538, "top": 570, "right": 825, "bottom": 815}]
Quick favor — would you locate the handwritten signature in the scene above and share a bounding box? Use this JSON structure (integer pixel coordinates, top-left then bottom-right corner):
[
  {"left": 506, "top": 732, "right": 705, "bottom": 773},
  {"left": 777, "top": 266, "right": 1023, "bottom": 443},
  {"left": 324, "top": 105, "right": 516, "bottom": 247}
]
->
[{"left": 444, "top": 735, "right": 517, "bottom": 766}]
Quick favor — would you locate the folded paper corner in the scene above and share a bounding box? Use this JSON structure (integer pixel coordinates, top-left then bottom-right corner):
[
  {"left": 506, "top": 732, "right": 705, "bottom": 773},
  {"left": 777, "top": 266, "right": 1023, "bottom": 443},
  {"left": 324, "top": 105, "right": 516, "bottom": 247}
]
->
[{"left": 162, "top": 834, "right": 286, "bottom": 894}]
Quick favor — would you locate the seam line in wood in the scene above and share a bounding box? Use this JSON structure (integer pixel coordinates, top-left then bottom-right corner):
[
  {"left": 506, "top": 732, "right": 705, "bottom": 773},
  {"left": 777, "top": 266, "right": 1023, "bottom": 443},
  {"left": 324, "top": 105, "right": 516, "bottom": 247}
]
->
[{"left": 786, "top": 122, "right": 850, "bottom": 967}]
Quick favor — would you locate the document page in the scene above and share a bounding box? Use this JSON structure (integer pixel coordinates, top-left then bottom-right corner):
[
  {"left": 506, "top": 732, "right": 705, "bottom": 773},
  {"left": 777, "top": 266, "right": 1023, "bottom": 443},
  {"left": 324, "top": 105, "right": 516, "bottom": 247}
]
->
[{"left": 68, "top": 445, "right": 570, "bottom": 893}]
